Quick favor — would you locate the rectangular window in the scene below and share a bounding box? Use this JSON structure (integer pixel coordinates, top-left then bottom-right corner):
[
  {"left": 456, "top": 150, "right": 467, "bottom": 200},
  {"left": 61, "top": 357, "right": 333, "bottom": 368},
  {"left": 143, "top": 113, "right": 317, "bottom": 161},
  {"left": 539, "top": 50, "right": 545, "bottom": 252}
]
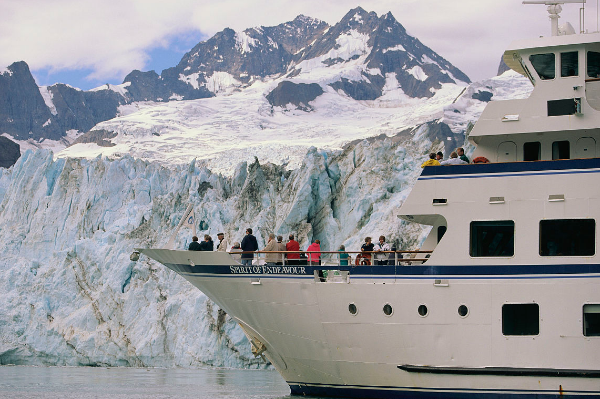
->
[
  {"left": 587, "top": 51, "right": 600, "bottom": 78},
  {"left": 548, "top": 99, "right": 578, "bottom": 116},
  {"left": 552, "top": 140, "right": 570, "bottom": 160},
  {"left": 523, "top": 142, "right": 541, "bottom": 161},
  {"left": 503, "top": 303, "right": 539, "bottom": 336},
  {"left": 470, "top": 221, "right": 515, "bottom": 257},
  {"left": 583, "top": 304, "right": 600, "bottom": 336},
  {"left": 540, "top": 219, "right": 595, "bottom": 256},
  {"left": 530, "top": 53, "right": 555, "bottom": 80},
  {"left": 561, "top": 51, "right": 578, "bottom": 77}
]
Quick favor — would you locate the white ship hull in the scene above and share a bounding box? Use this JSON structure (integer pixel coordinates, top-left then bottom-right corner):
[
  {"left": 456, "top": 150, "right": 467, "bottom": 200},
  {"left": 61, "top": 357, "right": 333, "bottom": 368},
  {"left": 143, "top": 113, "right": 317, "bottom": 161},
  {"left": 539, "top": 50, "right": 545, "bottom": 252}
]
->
[{"left": 140, "top": 247, "right": 600, "bottom": 398}]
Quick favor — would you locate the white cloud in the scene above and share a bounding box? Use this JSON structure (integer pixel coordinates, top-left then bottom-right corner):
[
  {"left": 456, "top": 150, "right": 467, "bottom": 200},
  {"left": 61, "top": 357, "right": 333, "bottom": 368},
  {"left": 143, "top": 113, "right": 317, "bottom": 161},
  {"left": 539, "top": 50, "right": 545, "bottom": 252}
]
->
[{"left": 0, "top": 0, "right": 594, "bottom": 85}]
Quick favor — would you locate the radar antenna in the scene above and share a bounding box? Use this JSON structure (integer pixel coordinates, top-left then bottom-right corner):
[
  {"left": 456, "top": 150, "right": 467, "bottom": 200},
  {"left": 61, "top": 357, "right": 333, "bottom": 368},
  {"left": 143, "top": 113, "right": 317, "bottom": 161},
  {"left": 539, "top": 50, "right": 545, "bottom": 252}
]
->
[{"left": 523, "top": 0, "right": 586, "bottom": 35}]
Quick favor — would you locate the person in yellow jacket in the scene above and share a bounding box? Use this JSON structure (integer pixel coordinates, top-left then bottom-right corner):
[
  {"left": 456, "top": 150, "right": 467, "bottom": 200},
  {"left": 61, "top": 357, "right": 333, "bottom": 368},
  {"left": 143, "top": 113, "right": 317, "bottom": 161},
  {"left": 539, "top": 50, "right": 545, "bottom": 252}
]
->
[{"left": 421, "top": 152, "right": 441, "bottom": 168}]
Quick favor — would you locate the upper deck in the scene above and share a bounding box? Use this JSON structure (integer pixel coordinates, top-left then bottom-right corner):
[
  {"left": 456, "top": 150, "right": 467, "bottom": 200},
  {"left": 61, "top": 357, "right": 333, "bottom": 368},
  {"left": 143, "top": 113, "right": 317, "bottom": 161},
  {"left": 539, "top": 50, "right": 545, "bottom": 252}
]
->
[
  {"left": 397, "top": 158, "right": 600, "bottom": 266},
  {"left": 470, "top": 31, "right": 600, "bottom": 152}
]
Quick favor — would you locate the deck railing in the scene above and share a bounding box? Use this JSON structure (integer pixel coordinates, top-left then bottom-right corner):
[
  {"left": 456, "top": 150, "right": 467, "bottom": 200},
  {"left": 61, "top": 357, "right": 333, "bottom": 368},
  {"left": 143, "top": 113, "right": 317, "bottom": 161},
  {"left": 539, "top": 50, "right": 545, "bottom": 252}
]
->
[{"left": 229, "top": 250, "right": 432, "bottom": 266}]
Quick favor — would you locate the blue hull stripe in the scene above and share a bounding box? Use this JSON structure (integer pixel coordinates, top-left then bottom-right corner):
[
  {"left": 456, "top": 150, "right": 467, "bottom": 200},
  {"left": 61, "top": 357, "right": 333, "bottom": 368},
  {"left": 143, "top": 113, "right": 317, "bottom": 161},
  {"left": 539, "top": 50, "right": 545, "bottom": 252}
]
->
[
  {"left": 288, "top": 382, "right": 600, "bottom": 398},
  {"left": 419, "top": 158, "right": 600, "bottom": 181},
  {"left": 165, "top": 262, "right": 600, "bottom": 279},
  {"left": 418, "top": 167, "right": 600, "bottom": 181}
]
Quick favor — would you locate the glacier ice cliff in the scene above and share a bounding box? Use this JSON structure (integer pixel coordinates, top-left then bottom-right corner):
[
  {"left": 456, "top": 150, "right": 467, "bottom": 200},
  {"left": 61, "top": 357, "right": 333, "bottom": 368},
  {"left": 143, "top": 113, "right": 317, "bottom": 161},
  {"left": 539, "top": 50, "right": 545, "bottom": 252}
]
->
[{"left": 0, "top": 124, "right": 441, "bottom": 368}]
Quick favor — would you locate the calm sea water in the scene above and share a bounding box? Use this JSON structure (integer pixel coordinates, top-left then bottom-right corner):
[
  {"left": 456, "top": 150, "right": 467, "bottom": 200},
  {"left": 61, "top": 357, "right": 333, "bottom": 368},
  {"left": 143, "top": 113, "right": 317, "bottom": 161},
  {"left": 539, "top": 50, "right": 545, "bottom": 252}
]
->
[{"left": 0, "top": 366, "right": 332, "bottom": 399}]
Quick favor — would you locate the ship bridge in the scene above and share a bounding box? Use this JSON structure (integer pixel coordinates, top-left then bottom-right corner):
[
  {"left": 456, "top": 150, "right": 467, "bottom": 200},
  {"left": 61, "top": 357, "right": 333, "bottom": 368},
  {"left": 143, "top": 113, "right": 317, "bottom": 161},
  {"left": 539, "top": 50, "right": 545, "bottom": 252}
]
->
[{"left": 470, "top": 31, "right": 600, "bottom": 162}]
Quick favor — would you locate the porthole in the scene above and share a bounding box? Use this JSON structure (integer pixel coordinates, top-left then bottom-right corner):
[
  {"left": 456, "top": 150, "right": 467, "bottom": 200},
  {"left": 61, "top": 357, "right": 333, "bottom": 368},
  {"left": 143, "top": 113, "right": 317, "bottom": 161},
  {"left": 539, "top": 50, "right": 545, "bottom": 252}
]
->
[
  {"left": 383, "top": 303, "right": 393, "bottom": 316},
  {"left": 458, "top": 304, "right": 469, "bottom": 317},
  {"left": 418, "top": 304, "right": 428, "bottom": 317},
  {"left": 348, "top": 303, "right": 358, "bottom": 315}
]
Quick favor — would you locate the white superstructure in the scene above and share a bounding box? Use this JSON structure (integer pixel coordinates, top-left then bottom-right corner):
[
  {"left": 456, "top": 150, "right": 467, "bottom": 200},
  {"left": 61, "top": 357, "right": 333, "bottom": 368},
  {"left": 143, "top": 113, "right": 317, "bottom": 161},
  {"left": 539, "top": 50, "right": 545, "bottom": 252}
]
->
[{"left": 140, "top": 3, "right": 600, "bottom": 397}]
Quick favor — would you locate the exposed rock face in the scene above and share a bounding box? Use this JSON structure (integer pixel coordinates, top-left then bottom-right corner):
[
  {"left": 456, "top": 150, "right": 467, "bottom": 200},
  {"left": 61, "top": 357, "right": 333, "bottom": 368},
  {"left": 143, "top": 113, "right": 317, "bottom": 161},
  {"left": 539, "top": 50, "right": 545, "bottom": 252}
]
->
[
  {"left": 266, "top": 81, "right": 324, "bottom": 110},
  {"left": 472, "top": 90, "right": 493, "bottom": 102},
  {"left": 498, "top": 56, "right": 511, "bottom": 76},
  {"left": 47, "top": 84, "right": 125, "bottom": 133},
  {"left": 0, "top": 136, "right": 20, "bottom": 168},
  {"left": 0, "top": 62, "right": 126, "bottom": 141},
  {"left": 0, "top": 62, "right": 63, "bottom": 141},
  {"left": 71, "top": 129, "right": 117, "bottom": 147}
]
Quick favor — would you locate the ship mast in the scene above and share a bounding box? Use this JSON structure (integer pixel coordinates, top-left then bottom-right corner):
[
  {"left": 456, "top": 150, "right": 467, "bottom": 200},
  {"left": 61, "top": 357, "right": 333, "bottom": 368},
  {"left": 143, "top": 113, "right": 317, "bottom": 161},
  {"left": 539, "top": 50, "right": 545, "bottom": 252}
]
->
[{"left": 523, "top": 0, "right": 586, "bottom": 35}]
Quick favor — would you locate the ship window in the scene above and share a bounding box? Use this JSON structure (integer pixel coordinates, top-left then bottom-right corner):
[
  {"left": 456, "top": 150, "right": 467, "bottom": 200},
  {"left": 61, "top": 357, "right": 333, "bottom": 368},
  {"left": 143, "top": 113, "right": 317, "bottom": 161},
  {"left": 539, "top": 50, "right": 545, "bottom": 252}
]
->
[
  {"left": 502, "top": 303, "right": 539, "bottom": 336},
  {"left": 470, "top": 220, "right": 515, "bottom": 257},
  {"left": 523, "top": 142, "right": 541, "bottom": 161},
  {"left": 552, "top": 140, "right": 570, "bottom": 159},
  {"left": 383, "top": 303, "right": 393, "bottom": 316},
  {"left": 348, "top": 303, "right": 358, "bottom": 315},
  {"left": 587, "top": 51, "right": 600, "bottom": 78},
  {"left": 583, "top": 304, "right": 600, "bottom": 336},
  {"left": 561, "top": 51, "right": 578, "bottom": 77},
  {"left": 530, "top": 53, "right": 555, "bottom": 80},
  {"left": 540, "top": 219, "right": 595, "bottom": 256},
  {"left": 437, "top": 226, "right": 447, "bottom": 243}
]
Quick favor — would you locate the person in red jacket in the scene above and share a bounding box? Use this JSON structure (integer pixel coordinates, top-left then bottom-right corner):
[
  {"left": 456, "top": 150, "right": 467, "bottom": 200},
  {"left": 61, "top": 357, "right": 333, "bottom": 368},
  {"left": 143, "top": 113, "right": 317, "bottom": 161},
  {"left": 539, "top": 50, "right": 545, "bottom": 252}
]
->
[
  {"left": 307, "top": 239, "right": 321, "bottom": 266},
  {"left": 286, "top": 234, "right": 300, "bottom": 266}
]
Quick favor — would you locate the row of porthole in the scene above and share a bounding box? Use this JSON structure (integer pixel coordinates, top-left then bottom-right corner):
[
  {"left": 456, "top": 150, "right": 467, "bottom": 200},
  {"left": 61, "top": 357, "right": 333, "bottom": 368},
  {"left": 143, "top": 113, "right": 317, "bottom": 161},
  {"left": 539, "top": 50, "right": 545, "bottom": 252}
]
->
[{"left": 348, "top": 303, "right": 470, "bottom": 318}]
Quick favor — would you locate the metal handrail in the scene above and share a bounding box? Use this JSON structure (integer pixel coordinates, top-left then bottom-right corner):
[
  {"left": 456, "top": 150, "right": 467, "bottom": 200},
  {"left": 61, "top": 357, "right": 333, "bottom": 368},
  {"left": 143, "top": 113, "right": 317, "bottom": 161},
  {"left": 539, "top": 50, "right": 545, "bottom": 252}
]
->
[{"left": 227, "top": 250, "right": 432, "bottom": 265}]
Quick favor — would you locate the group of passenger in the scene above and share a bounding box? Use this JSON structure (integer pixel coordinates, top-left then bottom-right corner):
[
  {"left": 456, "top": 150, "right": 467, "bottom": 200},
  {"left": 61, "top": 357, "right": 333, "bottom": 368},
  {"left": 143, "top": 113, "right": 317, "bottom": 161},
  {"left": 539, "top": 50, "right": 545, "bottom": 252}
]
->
[
  {"left": 420, "top": 147, "right": 470, "bottom": 168},
  {"left": 189, "top": 232, "right": 228, "bottom": 252},
  {"left": 189, "top": 229, "right": 400, "bottom": 266},
  {"left": 355, "top": 235, "right": 392, "bottom": 265}
]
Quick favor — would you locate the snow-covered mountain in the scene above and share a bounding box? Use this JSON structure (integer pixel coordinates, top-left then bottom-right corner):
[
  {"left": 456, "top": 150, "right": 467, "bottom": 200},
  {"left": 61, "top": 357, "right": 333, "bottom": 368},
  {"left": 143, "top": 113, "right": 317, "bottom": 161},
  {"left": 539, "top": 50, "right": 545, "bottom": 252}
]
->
[{"left": 1, "top": 7, "right": 469, "bottom": 153}]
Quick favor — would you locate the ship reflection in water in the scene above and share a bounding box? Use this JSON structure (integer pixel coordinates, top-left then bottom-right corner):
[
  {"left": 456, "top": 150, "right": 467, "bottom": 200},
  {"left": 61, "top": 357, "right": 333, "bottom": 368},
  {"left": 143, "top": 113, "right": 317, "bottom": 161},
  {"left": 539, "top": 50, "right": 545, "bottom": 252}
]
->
[{"left": 0, "top": 366, "right": 328, "bottom": 399}]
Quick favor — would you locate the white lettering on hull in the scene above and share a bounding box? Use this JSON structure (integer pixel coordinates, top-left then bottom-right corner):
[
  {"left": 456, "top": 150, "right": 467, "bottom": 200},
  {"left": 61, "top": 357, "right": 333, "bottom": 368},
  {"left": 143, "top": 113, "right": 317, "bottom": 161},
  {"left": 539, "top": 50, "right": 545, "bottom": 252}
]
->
[{"left": 229, "top": 266, "right": 307, "bottom": 275}]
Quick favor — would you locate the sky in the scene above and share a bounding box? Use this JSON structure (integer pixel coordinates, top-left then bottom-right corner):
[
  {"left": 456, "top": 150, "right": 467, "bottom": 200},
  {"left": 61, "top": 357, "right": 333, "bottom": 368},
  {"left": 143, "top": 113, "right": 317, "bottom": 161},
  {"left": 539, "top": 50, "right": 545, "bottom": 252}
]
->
[{"left": 1, "top": 0, "right": 597, "bottom": 90}]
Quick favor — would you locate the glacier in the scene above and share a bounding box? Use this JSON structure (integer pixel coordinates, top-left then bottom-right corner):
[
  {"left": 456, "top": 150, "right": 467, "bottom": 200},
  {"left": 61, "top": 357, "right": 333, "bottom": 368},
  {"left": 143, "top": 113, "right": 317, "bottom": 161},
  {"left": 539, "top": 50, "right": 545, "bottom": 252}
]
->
[{"left": 0, "top": 71, "right": 531, "bottom": 367}]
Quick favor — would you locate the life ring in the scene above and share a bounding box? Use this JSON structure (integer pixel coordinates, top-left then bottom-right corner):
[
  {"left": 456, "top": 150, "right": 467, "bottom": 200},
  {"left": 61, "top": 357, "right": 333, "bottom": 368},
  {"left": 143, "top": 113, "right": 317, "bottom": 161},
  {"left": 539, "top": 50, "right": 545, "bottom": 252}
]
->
[{"left": 355, "top": 253, "right": 371, "bottom": 266}]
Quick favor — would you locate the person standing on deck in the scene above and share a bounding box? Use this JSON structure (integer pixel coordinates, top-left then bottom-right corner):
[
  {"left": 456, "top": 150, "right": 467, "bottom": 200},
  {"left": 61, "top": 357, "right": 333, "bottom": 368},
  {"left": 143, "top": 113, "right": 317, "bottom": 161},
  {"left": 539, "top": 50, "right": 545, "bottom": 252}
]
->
[
  {"left": 360, "top": 237, "right": 375, "bottom": 265},
  {"left": 307, "top": 239, "right": 321, "bottom": 266},
  {"left": 338, "top": 244, "right": 350, "bottom": 266},
  {"left": 216, "top": 233, "right": 228, "bottom": 252},
  {"left": 264, "top": 233, "right": 279, "bottom": 265},
  {"left": 276, "top": 236, "right": 286, "bottom": 265},
  {"left": 200, "top": 234, "right": 214, "bottom": 251},
  {"left": 188, "top": 236, "right": 202, "bottom": 251},
  {"left": 373, "top": 235, "right": 391, "bottom": 265},
  {"left": 240, "top": 228, "right": 259, "bottom": 266},
  {"left": 286, "top": 234, "right": 301, "bottom": 266},
  {"left": 457, "top": 147, "right": 470, "bottom": 163},
  {"left": 421, "top": 153, "right": 441, "bottom": 168}
]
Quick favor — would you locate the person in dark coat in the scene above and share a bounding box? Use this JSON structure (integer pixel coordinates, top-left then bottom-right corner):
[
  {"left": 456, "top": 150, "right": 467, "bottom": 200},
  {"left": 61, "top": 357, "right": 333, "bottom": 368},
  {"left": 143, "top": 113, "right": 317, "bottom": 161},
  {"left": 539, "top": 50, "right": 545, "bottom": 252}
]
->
[
  {"left": 199, "top": 234, "right": 214, "bottom": 251},
  {"left": 240, "top": 228, "right": 259, "bottom": 265},
  {"left": 457, "top": 147, "right": 470, "bottom": 163},
  {"left": 188, "top": 236, "right": 202, "bottom": 251}
]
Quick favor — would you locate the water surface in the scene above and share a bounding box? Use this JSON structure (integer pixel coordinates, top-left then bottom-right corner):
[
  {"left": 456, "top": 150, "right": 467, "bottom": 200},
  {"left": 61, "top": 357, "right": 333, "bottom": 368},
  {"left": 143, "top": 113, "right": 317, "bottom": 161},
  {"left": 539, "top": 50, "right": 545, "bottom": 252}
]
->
[{"left": 0, "top": 366, "right": 321, "bottom": 399}]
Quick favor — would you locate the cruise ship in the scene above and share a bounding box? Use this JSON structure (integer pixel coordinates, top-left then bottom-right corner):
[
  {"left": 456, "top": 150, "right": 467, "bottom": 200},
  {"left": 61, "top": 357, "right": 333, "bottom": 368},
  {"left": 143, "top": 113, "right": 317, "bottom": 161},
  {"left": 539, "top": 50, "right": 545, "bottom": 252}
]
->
[{"left": 139, "top": 2, "right": 600, "bottom": 397}]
